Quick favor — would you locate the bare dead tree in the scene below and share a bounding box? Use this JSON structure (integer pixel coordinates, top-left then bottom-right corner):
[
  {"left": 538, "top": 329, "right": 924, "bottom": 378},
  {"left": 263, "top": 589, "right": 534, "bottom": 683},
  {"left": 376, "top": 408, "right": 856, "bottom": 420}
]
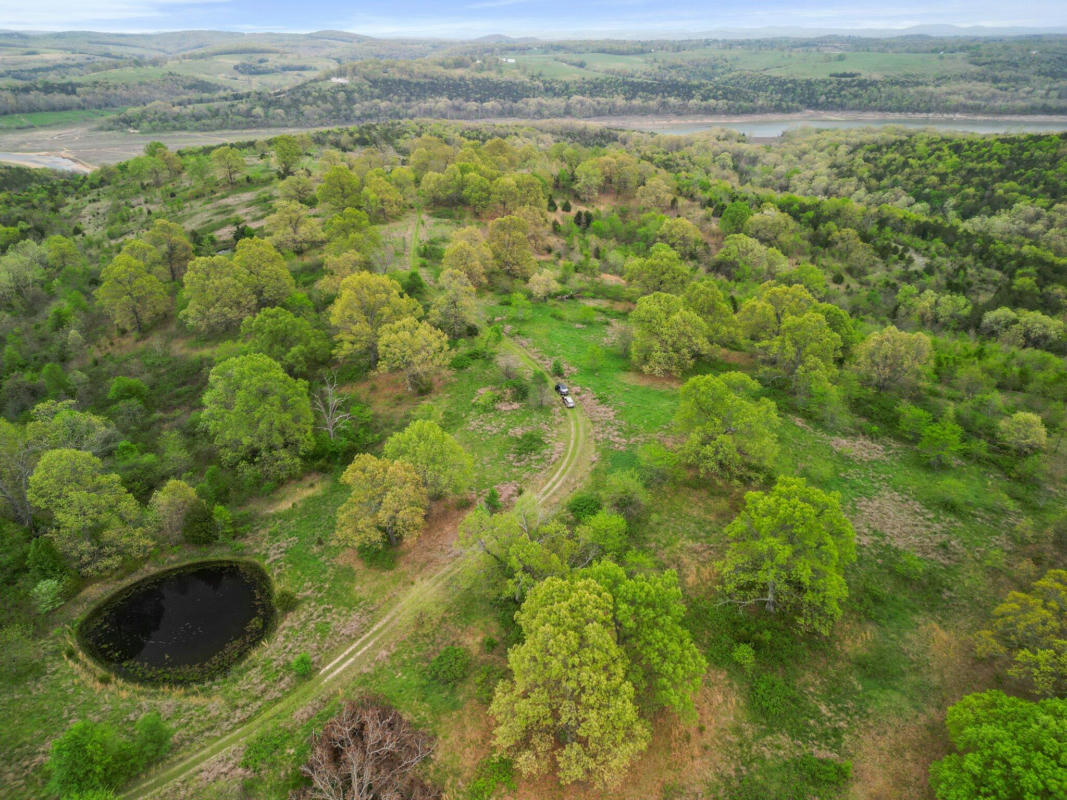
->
[
  {"left": 313, "top": 374, "right": 352, "bottom": 441},
  {"left": 301, "top": 698, "right": 439, "bottom": 800}
]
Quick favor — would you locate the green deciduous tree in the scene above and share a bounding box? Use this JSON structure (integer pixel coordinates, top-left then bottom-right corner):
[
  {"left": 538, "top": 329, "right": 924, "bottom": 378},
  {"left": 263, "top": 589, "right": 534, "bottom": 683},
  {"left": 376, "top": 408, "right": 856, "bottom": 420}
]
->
[
  {"left": 210, "top": 146, "right": 244, "bottom": 185},
  {"left": 918, "top": 410, "right": 964, "bottom": 469},
  {"left": 28, "top": 449, "right": 149, "bottom": 576},
  {"left": 580, "top": 561, "right": 707, "bottom": 715},
  {"left": 630, "top": 292, "right": 709, "bottom": 377},
  {"left": 329, "top": 272, "right": 421, "bottom": 364},
  {"left": 718, "top": 476, "right": 856, "bottom": 635},
  {"left": 976, "top": 569, "right": 1067, "bottom": 697},
  {"left": 429, "top": 269, "right": 478, "bottom": 338},
  {"left": 487, "top": 215, "right": 536, "bottom": 280},
  {"left": 143, "top": 219, "right": 193, "bottom": 282},
  {"left": 334, "top": 454, "right": 428, "bottom": 548},
  {"left": 46, "top": 712, "right": 171, "bottom": 798},
  {"left": 383, "top": 419, "right": 472, "bottom": 498},
  {"left": 683, "top": 279, "right": 735, "bottom": 345},
  {"left": 624, "top": 243, "right": 690, "bottom": 296},
  {"left": 265, "top": 200, "right": 324, "bottom": 253},
  {"left": 854, "top": 325, "right": 932, "bottom": 392},
  {"left": 240, "top": 306, "right": 331, "bottom": 378},
  {"left": 376, "top": 318, "right": 450, "bottom": 392},
  {"left": 148, "top": 479, "right": 198, "bottom": 543},
  {"left": 929, "top": 690, "right": 1067, "bottom": 800},
  {"left": 719, "top": 201, "right": 752, "bottom": 235},
  {"left": 317, "top": 164, "right": 362, "bottom": 211},
  {"left": 272, "top": 134, "right": 303, "bottom": 177},
  {"left": 675, "top": 371, "right": 780, "bottom": 481},
  {"left": 490, "top": 575, "right": 650, "bottom": 786},
  {"left": 441, "top": 232, "right": 492, "bottom": 288},
  {"left": 179, "top": 255, "right": 256, "bottom": 334},
  {"left": 201, "top": 354, "right": 313, "bottom": 481},
  {"left": 997, "top": 411, "right": 1048, "bottom": 455},
  {"left": 658, "top": 217, "right": 705, "bottom": 259},
  {"left": 95, "top": 253, "right": 170, "bottom": 334},
  {"left": 231, "top": 237, "right": 294, "bottom": 307}
]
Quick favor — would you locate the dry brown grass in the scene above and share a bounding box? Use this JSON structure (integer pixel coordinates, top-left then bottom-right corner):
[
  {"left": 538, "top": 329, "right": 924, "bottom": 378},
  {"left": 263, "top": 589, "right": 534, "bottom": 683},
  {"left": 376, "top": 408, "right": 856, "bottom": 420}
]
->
[
  {"left": 244, "top": 472, "right": 327, "bottom": 514},
  {"left": 500, "top": 679, "right": 739, "bottom": 800},
  {"left": 621, "top": 370, "right": 682, "bottom": 389},
  {"left": 851, "top": 489, "right": 959, "bottom": 564}
]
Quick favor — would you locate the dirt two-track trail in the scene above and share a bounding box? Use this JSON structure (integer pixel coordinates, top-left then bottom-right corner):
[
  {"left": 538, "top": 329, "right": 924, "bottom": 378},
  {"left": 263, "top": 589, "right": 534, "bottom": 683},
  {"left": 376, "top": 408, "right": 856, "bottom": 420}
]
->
[{"left": 121, "top": 337, "right": 594, "bottom": 799}]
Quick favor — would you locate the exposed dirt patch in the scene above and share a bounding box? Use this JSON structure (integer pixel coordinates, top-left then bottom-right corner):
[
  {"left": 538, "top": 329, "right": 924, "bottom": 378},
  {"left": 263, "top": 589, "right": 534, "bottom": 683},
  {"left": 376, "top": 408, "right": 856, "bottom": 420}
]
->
[
  {"left": 509, "top": 678, "right": 739, "bottom": 800},
  {"left": 851, "top": 489, "right": 959, "bottom": 564},
  {"left": 826, "top": 434, "right": 892, "bottom": 462},
  {"left": 621, "top": 370, "right": 682, "bottom": 389},
  {"left": 400, "top": 497, "right": 465, "bottom": 571},
  {"left": 715, "top": 348, "right": 757, "bottom": 368}
]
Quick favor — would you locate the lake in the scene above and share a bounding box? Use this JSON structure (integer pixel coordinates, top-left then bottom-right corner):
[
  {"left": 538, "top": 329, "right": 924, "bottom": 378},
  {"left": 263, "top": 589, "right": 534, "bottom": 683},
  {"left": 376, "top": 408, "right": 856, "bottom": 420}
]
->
[{"left": 78, "top": 560, "right": 276, "bottom": 685}]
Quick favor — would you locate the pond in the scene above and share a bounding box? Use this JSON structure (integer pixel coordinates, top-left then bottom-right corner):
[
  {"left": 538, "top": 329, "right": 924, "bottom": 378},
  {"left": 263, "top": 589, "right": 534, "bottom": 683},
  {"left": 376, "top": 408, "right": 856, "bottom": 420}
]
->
[{"left": 78, "top": 560, "right": 276, "bottom": 685}]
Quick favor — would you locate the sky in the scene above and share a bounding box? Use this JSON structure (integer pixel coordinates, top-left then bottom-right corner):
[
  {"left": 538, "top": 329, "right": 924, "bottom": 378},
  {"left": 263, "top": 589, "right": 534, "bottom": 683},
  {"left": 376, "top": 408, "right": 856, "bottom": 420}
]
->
[{"left": 2, "top": 0, "right": 1067, "bottom": 37}]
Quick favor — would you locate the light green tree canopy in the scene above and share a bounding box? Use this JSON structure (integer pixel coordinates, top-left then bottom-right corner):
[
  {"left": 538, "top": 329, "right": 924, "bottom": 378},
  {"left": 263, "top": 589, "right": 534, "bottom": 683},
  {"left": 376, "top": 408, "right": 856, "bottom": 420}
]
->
[
  {"left": 976, "top": 569, "right": 1067, "bottom": 697},
  {"left": 490, "top": 575, "right": 651, "bottom": 786},
  {"left": 143, "top": 219, "right": 193, "bottom": 282},
  {"left": 180, "top": 255, "right": 257, "bottom": 334},
  {"left": 240, "top": 306, "right": 331, "bottom": 378},
  {"left": 624, "top": 243, "right": 690, "bottom": 296},
  {"left": 630, "top": 292, "right": 709, "bottom": 377},
  {"left": 579, "top": 560, "right": 707, "bottom": 715},
  {"left": 28, "top": 449, "right": 149, "bottom": 576},
  {"left": 675, "top": 371, "right": 780, "bottom": 481},
  {"left": 383, "top": 419, "right": 472, "bottom": 499},
  {"left": 997, "top": 411, "right": 1048, "bottom": 454},
  {"left": 718, "top": 476, "right": 856, "bottom": 635},
  {"left": 487, "top": 215, "right": 536, "bottom": 279},
  {"left": 210, "top": 145, "right": 244, "bottom": 185},
  {"left": 329, "top": 272, "right": 421, "bottom": 365},
  {"left": 929, "top": 690, "right": 1067, "bottom": 800},
  {"left": 334, "top": 453, "right": 428, "bottom": 548},
  {"left": 854, "top": 325, "right": 932, "bottom": 392},
  {"left": 95, "top": 253, "right": 170, "bottom": 334},
  {"left": 376, "top": 318, "right": 450, "bottom": 392},
  {"left": 200, "top": 354, "right": 313, "bottom": 481},
  {"left": 428, "top": 268, "right": 478, "bottom": 338}
]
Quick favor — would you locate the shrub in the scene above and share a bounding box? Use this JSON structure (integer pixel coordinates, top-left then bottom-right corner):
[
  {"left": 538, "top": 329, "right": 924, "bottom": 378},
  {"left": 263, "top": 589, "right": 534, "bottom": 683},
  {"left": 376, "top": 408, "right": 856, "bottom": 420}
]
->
[
  {"left": 428, "top": 645, "right": 471, "bottom": 687},
  {"left": 46, "top": 713, "right": 171, "bottom": 797},
  {"left": 513, "top": 430, "right": 544, "bottom": 456},
  {"left": 732, "top": 643, "right": 756, "bottom": 676},
  {"left": 484, "top": 487, "right": 501, "bottom": 512},
  {"left": 466, "top": 756, "right": 516, "bottom": 800},
  {"left": 450, "top": 352, "right": 474, "bottom": 370},
  {"left": 566, "top": 491, "right": 602, "bottom": 522},
  {"left": 291, "top": 652, "right": 313, "bottom": 678},
  {"left": 501, "top": 378, "right": 528, "bottom": 400},
  {"left": 27, "top": 536, "right": 70, "bottom": 582},
  {"left": 31, "top": 578, "right": 64, "bottom": 614},
  {"left": 181, "top": 500, "right": 218, "bottom": 545},
  {"left": 551, "top": 358, "right": 564, "bottom": 377},
  {"left": 275, "top": 588, "right": 299, "bottom": 614}
]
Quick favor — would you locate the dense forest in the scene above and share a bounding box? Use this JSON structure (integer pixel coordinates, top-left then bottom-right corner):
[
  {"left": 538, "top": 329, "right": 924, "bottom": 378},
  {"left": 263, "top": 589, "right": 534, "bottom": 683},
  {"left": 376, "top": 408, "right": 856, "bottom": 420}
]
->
[{"left": 0, "top": 121, "right": 1065, "bottom": 800}]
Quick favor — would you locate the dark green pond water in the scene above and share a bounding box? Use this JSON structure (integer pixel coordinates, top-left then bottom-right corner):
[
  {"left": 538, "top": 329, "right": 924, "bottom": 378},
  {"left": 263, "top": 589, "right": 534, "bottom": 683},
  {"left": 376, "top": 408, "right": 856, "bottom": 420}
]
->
[{"left": 78, "top": 560, "right": 275, "bottom": 685}]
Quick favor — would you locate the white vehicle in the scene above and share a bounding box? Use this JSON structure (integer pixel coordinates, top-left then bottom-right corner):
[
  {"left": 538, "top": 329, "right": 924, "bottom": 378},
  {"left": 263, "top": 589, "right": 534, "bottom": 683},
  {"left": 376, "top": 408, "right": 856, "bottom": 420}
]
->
[{"left": 561, "top": 395, "right": 575, "bottom": 408}]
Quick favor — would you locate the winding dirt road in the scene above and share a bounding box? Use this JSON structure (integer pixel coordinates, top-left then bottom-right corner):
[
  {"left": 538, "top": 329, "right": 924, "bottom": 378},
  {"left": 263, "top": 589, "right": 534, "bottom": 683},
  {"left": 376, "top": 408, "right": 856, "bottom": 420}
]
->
[{"left": 121, "top": 337, "right": 594, "bottom": 799}]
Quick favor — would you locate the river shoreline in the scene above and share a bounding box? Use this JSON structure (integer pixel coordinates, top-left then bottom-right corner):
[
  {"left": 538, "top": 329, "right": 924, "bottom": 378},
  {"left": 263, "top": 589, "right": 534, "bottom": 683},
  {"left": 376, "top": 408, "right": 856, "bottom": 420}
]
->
[{"left": 1, "top": 112, "right": 1064, "bottom": 172}]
